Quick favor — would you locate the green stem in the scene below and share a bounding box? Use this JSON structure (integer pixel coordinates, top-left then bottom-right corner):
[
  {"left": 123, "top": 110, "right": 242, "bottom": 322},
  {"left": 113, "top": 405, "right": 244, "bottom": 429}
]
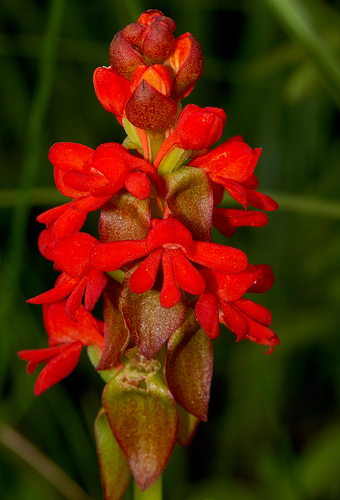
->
[{"left": 133, "top": 476, "right": 162, "bottom": 500}]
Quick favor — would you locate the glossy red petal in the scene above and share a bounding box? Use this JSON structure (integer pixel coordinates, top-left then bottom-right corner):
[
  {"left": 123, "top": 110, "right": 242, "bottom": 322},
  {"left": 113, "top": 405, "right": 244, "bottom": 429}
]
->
[{"left": 64, "top": 276, "right": 88, "bottom": 321}]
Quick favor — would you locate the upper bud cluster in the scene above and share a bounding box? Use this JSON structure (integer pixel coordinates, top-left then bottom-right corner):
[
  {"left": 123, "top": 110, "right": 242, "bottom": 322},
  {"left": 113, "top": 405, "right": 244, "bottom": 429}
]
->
[{"left": 94, "top": 9, "right": 204, "bottom": 131}]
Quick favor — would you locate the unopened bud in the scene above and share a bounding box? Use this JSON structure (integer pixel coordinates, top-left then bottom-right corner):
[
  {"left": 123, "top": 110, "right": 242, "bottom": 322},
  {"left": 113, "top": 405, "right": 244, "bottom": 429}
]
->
[
  {"left": 109, "top": 31, "right": 145, "bottom": 80},
  {"left": 125, "top": 80, "right": 178, "bottom": 131},
  {"left": 176, "top": 104, "right": 226, "bottom": 150},
  {"left": 131, "top": 64, "right": 172, "bottom": 96},
  {"left": 165, "top": 33, "right": 204, "bottom": 100}
]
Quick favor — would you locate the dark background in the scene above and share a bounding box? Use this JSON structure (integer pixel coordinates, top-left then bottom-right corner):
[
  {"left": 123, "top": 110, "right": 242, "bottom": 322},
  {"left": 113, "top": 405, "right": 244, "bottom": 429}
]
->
[{"left": 1, "top": 0, "right": 340, "bottom": 499}]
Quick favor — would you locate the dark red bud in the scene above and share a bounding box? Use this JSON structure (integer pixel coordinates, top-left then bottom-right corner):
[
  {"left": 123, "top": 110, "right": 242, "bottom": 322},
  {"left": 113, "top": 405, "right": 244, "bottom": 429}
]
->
[
  {"left": 142, "top": 22, "right": 176, "bottom": 63},
  {"left": 109, "top": 31, "right": 146, "bottom": 80},
  {"left": 125, "top": 80, "right": 178, "bottom": 131},
  {"left": 121, "top": 23, "right": 145, "bottom": 50}
]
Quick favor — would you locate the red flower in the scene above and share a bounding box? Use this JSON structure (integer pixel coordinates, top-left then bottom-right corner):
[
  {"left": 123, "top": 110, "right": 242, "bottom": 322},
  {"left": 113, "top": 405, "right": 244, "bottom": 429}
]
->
[
  {"left": 18, "top": 301, "right": 104, "bottom": 395},
  {"left": 195, "top": 264, "right": 279, "bottom": 352},
  {"left": 188, "top": 136, "right": 278, "bottom": 211},
  {"left": 153, "top": 104, "right": 226, "bottom": 168},
  {"left": 50, "top": 141, "right": 164, "bottom": 203},
  {"left": 212, "top": 208, "right": 269, "bottom": 237},
  {"left": 27, "top": 232, "right": 108, "bottom": 320},
  {"left": 90, "top": 215, "right": 248, "bottom": 308}
]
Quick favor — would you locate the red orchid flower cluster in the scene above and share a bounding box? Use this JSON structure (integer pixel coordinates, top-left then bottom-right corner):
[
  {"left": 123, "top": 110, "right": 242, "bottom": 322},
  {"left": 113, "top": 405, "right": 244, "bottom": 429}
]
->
[{"left": 19, "top": 9, "right": 279, "bottom": 497}]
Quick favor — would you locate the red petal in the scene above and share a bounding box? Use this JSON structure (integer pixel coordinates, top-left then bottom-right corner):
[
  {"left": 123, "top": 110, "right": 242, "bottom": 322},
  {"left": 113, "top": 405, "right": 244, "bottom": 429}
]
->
[
  {"left": 124, "top": 171, "right": 151, "bottom": 200},
  {"left": 49, "top": 143, "right": 93, "bottom": 172},
  {"left": 18, "top": 343, "right": 70, "bottom": 367},
  {"left": 219, "top": 301, "right": 248, "bottom": 341},
  {"left": 90, "top": 240, "right": 148, "bottom": 271},
  {"left": 146, "top": 216, "right": 193, "bottom": 252},
  {"left": 37, "top": 203, "right": 71, "bottom": 225},
  {"left": 160, "top": 251, "right": 182, "bottom": 308},
  {"left": 247, "top": 264, "right": 275, "bottom": 293},
  {"left": 129, "top": 249, "right": 162, "bottom": 293},
  {"left": 195, "top": 290, "right": 220, "bottom": 339},
  {"left": 52, "top": 233, "right": 98, "bottom": 277},
  {"left": 27, "top": 277, "right": 79, "bottom": 305},
  {"left": 93, "top": 66, "right": 131, "bottom": 117},
  {"left": 33, "top": 341, "right": 83, "bottom": 395},
  {"left": 64, "top": 276, "right": 88, "bottom": 321},
  {"left": 199, "top": 266, "right": 260, "bottom": 302},
  {"left": 84, "top": 268, "right": 108, "bottom": 311},
  {"left": 245, "top": 189, "right": 278, "bottom": 211},
  {"left": 233, "top": 298, "right": 272, "bottom": 326},
  {"left": 189, "top": 241, "right": 248, "bottom": 274},
  {"left": 171, "top": 249, "right": 205, "bottom": 296},
  {"left": 49, "top": 209, "right": 87, "bottom": 241},
  {"left": 43, "top": 300, "right": 104, "bottom": 346}
]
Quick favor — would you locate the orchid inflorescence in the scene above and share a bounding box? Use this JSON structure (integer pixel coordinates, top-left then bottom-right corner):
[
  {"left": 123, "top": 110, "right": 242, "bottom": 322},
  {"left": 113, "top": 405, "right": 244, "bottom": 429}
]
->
[{"left": 19, "top": 9, "right": 279, "bottom": 498}]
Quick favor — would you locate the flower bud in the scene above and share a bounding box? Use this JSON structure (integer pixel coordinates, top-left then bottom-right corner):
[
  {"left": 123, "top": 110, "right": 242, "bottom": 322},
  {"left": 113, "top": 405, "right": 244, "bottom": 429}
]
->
[
  {"left": 109, "top": 31, "right": 146, "bottom": 80},
  {"left": 121, "top": 22, "right": 145, "bottom": 50},
  {"left": 93, "top": 67, "right": 131, "bottom": 121},
  {"left": 126, "top": 65, "right": 177, "bottom": 131},
  {"left": 153, "top": 104, "right": 226, "bottom": 168},
  {"left": 141, "top": 21, "right": 176, "bottom": 63},
  {"left": 125, "top": 80, "right": 178, "bottom": 131},
  {"left": 131, "top": 64, "right": 172, "bottom": 96},
  {"left": 176, "top": 104, "right": 226, "bottom": 150},
  {"left": 165, "top": 33, "right": 204, "bottom": 100},
  {"left": 138, "top": 10, "right": 176, "bottom": 33}
]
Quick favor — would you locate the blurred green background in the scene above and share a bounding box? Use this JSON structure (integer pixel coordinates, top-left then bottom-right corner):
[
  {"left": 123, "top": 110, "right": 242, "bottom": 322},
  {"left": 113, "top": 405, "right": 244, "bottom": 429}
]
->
[{"left": 1, "top": 0, "right": 340, "bottom": 499}]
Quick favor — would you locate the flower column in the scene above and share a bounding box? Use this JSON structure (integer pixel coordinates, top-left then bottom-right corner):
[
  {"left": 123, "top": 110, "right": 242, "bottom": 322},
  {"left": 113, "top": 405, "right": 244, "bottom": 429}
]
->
[{"left": 19, "top": 9, "right": 279, "bottom": 500}]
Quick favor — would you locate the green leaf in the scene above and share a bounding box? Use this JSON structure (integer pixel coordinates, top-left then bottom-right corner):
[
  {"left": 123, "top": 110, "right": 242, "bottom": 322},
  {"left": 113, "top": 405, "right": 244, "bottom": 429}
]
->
[
  {"left": 164, "top": 166, "right": 213, "bottom": 241},
  {"left": 99, "top": 190, "right": 152, "bottom": 242},
  {"left": 94, "top": 408, "right": 131, "bottom": 500},
  {"left": 166, "top": 309, "right": 213, "bottom": 421},
  {"left": 119, "top": 267, "right": 187, "bottom": 359},
  {"left": 102, "top": 365, "right": 178, "bottom": 491}
]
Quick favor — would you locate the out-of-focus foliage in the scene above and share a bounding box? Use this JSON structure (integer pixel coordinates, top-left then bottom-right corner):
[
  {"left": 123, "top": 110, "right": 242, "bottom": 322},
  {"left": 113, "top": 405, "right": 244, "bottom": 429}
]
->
[{"left": 1, "top": 0, "right": 340, "bottom": 499}]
